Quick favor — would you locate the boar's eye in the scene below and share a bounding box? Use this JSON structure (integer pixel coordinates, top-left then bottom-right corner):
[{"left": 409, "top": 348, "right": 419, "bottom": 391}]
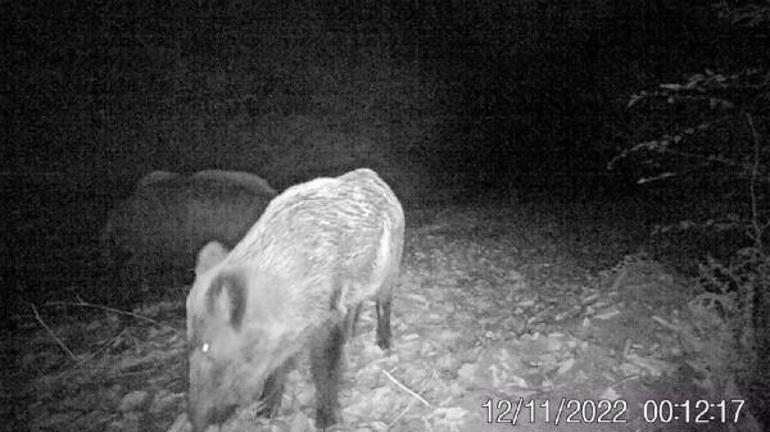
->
[{"left": 201, "top": 342, "right": 211, "bottom": 353}]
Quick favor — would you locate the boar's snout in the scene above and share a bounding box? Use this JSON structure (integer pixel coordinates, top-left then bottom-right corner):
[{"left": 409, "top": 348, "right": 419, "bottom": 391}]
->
[{"left": 188, "top": 394, "right": 237, "bottom": 432}]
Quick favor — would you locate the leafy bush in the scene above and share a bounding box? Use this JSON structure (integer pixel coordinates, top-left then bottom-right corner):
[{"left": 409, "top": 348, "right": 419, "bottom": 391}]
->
[{"left": 610, "top": 1, "right": 769, "bottom": 424}]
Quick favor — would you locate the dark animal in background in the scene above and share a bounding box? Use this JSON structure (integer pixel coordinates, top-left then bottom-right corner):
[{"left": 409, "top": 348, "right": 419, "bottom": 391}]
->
[
  {"left": 192, "top": 169, "right": 277, "bottom": 196},
  {"left": 186, "top": 168, "right": 404, "bottom": 432},
  {"left": 100, "top": 170, "right": 277, "bottom": 303},
  {"left": 134, "top": 170, "right": 179, "bottom": 189}
]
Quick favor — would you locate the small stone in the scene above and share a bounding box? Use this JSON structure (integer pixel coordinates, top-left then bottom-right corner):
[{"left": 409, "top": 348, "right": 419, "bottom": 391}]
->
[{"left": 118, "top": 390, "right": 150, "bottom": 413}]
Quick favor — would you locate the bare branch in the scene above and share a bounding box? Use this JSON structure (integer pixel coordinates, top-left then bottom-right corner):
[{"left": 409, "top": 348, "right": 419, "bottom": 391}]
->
[{"left": 31, "top": 303, "right": 77, "bottom": 361}]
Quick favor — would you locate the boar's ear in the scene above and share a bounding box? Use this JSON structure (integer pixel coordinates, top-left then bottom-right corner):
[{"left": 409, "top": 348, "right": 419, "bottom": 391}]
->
[
  {"left": 206, "top": 272, "right": 247, "bottom": 331},
  {"left": 196, "top": 241, "right": 230, "bottom": 276}
]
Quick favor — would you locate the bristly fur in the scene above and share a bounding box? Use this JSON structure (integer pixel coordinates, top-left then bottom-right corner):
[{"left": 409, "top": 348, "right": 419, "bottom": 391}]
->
[{"left": 186, "top": 168, "right": 404, "bottom": 432}]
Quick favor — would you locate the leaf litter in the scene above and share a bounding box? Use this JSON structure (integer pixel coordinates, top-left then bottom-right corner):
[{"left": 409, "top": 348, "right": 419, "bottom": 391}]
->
[{"left": 5, "top": 203, "right": 764, "bottom": 432}]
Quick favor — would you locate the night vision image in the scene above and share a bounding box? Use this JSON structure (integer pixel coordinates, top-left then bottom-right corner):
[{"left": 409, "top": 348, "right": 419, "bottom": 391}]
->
[{"left": 2, "top": 1, "right": 768, "bottom": 431}]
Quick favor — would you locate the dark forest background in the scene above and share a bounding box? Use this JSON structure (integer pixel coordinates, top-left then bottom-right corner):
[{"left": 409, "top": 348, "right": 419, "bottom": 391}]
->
[
  {"left": 3, "top": 0, "right": 768, "bottom": 318},
  {"left": 6, "top": 0, "right": 763, "bottom": 197}
]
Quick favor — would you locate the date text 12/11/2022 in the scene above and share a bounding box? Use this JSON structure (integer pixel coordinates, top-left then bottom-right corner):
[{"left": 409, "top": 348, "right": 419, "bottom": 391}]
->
[{"left": 481, "top": 398, "right": 747, "bottom": 426}]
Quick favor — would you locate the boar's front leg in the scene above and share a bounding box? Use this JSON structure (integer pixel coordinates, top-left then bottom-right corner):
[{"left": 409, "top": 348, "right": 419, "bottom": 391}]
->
[
  {"left": 375, "top": 296, "right": 392, "bottom": 350},
  {"left": 310, "top": 319, "right": 346, "bottom": 429},
  {"left": 257, "top": 359, "right": 292, "bottom": 418}
]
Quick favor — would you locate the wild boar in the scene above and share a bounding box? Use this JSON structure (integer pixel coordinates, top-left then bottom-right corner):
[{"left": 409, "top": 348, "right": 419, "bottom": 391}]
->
[
  {"left": 191, "top": 169, "right": 277, "bottom": 196},
  {"left": 100, "top": 170, "right": 276, "bottom": 304},
  {"left": 134, "top": 170, "right": 179, "bottom": 189},
  {"left": 186, "top": 168, "right": 404, "bottom": 431}
]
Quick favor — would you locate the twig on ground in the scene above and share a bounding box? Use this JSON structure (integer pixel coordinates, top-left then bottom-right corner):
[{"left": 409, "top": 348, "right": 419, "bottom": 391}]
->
[
  {"left": 30, "top": 303, "right": 77, "bottom": 361},
  {"left": 382, "top": 368, "right": 432, "bottom": 407},
  {"left": 43, "top": 300, "right": 183, "bottom": 335}
]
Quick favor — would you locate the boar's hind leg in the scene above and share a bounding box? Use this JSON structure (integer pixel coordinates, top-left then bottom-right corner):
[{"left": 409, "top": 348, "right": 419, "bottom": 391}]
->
[
  {"left": 258, "top": 360, "right": 291, "bottom": 418},
  {"left": 375, "top": 269, "right": 396, "bottom": 350},
  {"left": 344, "top": 302, "right": 363, "bottom": 340},
  {"left": 375, "top": 297, "right": 392, "bottom": 350},
  {"left": 311, "top": 321, "right": 345, "bottom": 429}
]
